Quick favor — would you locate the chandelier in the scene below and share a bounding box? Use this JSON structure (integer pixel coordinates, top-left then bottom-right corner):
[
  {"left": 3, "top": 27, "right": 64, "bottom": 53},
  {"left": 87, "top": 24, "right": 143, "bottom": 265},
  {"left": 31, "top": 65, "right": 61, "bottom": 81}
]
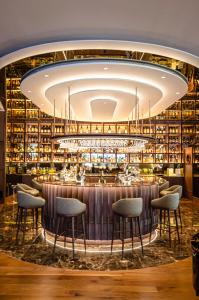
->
[{"left": 54, "top": 133, "right": 153, "bottom": 152}]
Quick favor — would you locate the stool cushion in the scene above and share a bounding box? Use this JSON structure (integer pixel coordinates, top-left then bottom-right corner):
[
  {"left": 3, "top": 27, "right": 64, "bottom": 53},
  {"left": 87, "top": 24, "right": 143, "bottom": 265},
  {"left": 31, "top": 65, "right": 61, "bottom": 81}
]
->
[
  {"left": 17, "top": 191, "right": 45, "bottom": 209},
  {"left": 112, "top": 198, "right": 143, "bottom": 218},
  {"left": 160, "top": 185, "right": 182, "bottom": 198},
  {"left": 16, "top": 183, "right": 40, "bottom": 197},
  {"left": 56, "top": 197, "right": 86, "bottom": 216},
  {"left": 151, "top": 193, "right": 179, "bottom": 210}
]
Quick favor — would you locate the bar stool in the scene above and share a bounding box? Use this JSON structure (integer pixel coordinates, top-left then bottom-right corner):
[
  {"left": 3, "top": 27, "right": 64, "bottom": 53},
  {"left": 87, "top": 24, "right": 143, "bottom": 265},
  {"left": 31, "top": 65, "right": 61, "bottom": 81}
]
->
[
  {"left": 53, "top": 197, "right": 87, "bottom": 259},
  {"left": 111, "top": 198, "right": 143, "bottom": 259},
  {"left": 16, "top": 191, "right": 46, "bottom": 242},
  {"left": 16, "top": 183, "right": 40, "bottom": 197},
  {"left": 149, "top": 193, "right": 180, "bottom": 247},
  {"left": 160, "top": 185, "right": 183, "bottom": 233}
]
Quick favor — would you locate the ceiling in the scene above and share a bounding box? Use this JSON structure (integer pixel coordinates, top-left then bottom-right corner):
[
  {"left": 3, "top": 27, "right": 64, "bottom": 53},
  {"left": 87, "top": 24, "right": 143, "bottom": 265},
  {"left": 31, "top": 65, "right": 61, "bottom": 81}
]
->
[
  {"left": 21, "top": 60, "right": 187, "bottom": 121},
  {"left": 1, "top": 0, "right": 198, "bottom": 122},
  {"left": 1, "top": 0, "right": 199, "bottom": 59}
]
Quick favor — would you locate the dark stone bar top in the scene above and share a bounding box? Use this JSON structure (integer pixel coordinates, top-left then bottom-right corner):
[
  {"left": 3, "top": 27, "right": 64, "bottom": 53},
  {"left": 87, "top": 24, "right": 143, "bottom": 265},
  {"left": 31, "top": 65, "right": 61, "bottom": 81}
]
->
[{"left": 41, "top": 178, "right": 159, "bottom": 240}]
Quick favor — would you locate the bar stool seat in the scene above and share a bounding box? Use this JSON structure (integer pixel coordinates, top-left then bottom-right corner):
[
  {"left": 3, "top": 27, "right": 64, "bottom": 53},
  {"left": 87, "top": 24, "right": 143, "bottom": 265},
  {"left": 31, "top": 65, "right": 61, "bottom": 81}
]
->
[
  {"left": 16, "top": 191, "right": 46, "bottom": 242},
  {"left": 32, "top": 179, "right": 43, "bottom": 193},
  {"left": 53, "top": 197, "right": 87, "bottom": 259},
  {"left": 159, "top": 180, "right": 169, "bottom": 193},
  {"left": 111, "top": 197, "right": 143, "bottom": 258},
  {"left": 16, "top": 183, "right": 40, "bottom": 197},
  {"left": 150, "top": 193, "right": 180, "bottom": 246}
]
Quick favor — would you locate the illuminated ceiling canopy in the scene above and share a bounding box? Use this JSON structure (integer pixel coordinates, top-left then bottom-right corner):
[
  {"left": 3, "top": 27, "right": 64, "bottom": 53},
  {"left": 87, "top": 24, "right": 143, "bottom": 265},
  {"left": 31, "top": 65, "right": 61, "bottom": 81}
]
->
[{"left": 20, "top": 59, "right": 187, "bottom": 122}]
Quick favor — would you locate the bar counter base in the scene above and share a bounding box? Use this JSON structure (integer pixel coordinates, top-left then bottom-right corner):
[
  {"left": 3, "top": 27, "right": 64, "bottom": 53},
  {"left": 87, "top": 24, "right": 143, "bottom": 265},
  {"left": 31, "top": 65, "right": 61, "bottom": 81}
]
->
[{"left": 43, "top": 229, "right": 158, "bottom": 254}]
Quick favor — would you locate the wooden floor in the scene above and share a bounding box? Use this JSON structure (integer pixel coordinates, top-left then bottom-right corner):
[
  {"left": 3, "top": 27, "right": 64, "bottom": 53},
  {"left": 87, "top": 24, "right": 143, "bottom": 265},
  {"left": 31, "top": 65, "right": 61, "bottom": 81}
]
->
[{"left": 0, "top": 251, "right": 197, "bottom": 299}]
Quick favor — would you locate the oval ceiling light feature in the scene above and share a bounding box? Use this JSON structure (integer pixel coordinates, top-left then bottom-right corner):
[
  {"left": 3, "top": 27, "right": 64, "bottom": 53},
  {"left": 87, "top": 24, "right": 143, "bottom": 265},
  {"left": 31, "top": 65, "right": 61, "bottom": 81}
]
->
[{"left": 20, "top": 59, "right": 188, "bottom": 121}]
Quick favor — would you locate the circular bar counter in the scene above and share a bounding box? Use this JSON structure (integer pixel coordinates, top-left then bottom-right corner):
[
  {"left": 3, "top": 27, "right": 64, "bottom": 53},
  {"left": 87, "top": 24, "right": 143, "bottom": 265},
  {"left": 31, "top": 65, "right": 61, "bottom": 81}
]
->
[{"left": 42, "top": 181, "right": 159, "bottom": 240}]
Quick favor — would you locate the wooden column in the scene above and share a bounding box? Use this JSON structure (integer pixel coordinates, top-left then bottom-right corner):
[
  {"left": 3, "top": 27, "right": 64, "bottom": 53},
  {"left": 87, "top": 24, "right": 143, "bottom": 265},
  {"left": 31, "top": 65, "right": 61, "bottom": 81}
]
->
[
  {"left": 0, "top": 68, "right": 6, "bottom": 203},
  {"left": 184, "top": 147, "right": 193, "bottom": 199}
]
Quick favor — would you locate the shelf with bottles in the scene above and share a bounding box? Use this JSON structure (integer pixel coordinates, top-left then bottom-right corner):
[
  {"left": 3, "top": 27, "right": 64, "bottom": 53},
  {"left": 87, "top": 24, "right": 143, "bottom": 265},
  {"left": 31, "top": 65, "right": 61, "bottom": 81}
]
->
[
  {"left": 40, "top": 124, "right": 52, "bottom": 134},
  {"left": 168, "top": 144, "right": 181, "bottom": 154},
  {"left": 104, "top": 153, "right": 116, "bottom": 163},
  {"left": 155, "top": 144, "right": 168, "bottom": 153},
  {"left": 39, "top": 153, "right": 52, "bottom": 162},
  {"left": 65, "top": 154, "right": 78, "bottom": 163},
  {"left": 182, "top": 136, "right": 194, "bottom": 147},
  {"left": 143, "top": 154, "right": 155, "bottom": 163},
  {"left": 168, "top": 153, "right": 181, "bottom": 163},
  {"left": 193, "top": 154, "right": 199, "bottom": 163},
  {"left": 7, "top": 153, "right": 25, "bottom": 162},
  {"left": 65, "top": 123, "right": 77, "bottom": 134},
  {"left": 168, "top": 135, "right": 181, "bottom": 144},
  {"left": 168, "top": 125, "right": 181, "bottom": 135},
  {"left": 53, "top": 124, "right": 65, "bottom": 135},
  {"left": 129, "top": 154, "right": 141, "bottom": 163},
  {"left": 155, "top": 154, "right": 168, "bottom": 163},
  {"left": 156, "top": 135, "right": 168, "bottom": 144},
  {"left": 155, "top": 111, "right": 167, "bottom": 120},
  {"left": 182, "top": 125, "right": 195, "bottom": 135},
  {"left": 91, "top": 153, "right": 104, "bottom": 163},
  {"left": 78, "top": 124, "right": 90, "bottom": 134},
  {"left": 116, "top": 154, "right": 128, "bottom": 163},
  {"left": 90, "top": 124, "right": 103, "bottom": 134},
  {"left": 166, "top": 110, "right": 181, "bottom": 120},
  {"left": 181, "top": 99, "right": 195, "bottom": 110},
  {"left": 26, "top": 123, "right": 39, "bottom": 133},
  {"left": 156, "top": 125, "right": 168, "bottom": 134},
  {"left": 145, "top": 143, "right": 155, "bottom": 153},
  {"left": 104, "top": 124, "right": 116, "bottom": 134},
  {"left": 79, "top": 153, "right": 90, "bottom": 163},
  {"left": 117, "top": 124, "right": 128, "bottom": 134},
  {"left": 53, "top": 154, "right": 65, "bottom": 162},
  {"left": 52, "top": 143, "right": 64, "bottom": 153},
  {"left": 26, "top": 109, "right": 39, "bottom": 119},
  {"left": 7, "top": 99, "right": 25, "bottom": 109},
  {"left": 6, "top": 78, "right": 21, "bottom": 90},
  {"left": 182, "top": 110, "right": 195, "bottom": 120},
  {"left": 25, "top": 143, "right": 39, "bottom": 153}
]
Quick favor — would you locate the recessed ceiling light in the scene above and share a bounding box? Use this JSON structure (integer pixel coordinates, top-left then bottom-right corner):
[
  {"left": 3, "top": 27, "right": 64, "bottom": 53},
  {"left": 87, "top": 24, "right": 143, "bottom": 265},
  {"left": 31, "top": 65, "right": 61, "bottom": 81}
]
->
[
  {"left": 176, "top": 92, "right": 180, "bottom": 95},
  {"left": 161, "top": 76, "right": 166, "bottom": 79},
  {"left": 44, "top": 74, "right": 49, "bottom": 78},
  {"left": 41, "top": 103, "right": 44, "bottom": 106},
  {"left": 27, "top": 90, "right": 31, "bottom": 93},
  {"left": 103, "top": 67, "right": 109, "bottom": 70}
]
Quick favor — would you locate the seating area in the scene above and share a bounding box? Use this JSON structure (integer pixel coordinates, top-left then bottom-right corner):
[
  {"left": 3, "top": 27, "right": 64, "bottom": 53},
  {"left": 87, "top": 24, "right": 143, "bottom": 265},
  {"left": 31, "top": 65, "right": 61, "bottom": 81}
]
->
[{"left": 12, "top": 179, "right": 184, "bottom": 259}]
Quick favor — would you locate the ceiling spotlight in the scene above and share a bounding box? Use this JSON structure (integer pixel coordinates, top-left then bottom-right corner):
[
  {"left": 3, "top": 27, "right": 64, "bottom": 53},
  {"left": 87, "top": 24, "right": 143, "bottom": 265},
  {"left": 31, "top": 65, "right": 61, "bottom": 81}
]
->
[
  {"left": 161, "top": 76, "right": 166, "bottom": 79},
  {"left": 176, "top": 92, "right": 180, "bottom": 95},
  {"left": 103, "top": 67, "right": 109, "bottom": 70},
  {"left": 44, "top": 74, "right": 49, "bottom": 78},
  {"left": 27, "top": 90, "right": 32, "bottom": 93}
]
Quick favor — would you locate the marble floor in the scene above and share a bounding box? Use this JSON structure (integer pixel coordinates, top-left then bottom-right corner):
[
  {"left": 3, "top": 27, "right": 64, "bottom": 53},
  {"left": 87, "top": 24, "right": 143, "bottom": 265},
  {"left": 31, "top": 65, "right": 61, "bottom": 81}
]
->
[{"left": 0, "top": 197, "right": 198, "bottom": 271}]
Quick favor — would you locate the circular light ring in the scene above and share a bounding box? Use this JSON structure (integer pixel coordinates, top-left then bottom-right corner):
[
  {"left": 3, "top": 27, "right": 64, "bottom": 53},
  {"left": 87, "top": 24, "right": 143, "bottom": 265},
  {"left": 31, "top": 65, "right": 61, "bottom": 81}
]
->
[
  {"left": 20, "top": 59, "right": 188, "bottom": 121},
  {"left": 54, "top": 134, "right": 155, "bottom": 152}
]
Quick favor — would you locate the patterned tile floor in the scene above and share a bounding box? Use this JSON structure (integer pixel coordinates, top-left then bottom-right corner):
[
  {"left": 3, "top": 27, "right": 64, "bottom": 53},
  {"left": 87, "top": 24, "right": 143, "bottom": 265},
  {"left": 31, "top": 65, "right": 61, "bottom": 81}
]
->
[{"left": 0, "top": 198, "right": 198, "bottom": 271}]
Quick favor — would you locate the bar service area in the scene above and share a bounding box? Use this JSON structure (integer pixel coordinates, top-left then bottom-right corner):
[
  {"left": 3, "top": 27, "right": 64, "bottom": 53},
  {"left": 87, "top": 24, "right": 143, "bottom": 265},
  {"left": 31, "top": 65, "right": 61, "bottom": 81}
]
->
[{"left": 0, "top": 46, "right": 198, "bottom": 265}]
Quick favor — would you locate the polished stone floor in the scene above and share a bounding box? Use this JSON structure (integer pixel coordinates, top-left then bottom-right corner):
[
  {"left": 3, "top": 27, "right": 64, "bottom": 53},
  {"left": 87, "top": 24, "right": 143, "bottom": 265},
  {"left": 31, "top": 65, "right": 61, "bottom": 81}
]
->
[{"left": 0, "top": 197, "right": 198, "bottom": 271}]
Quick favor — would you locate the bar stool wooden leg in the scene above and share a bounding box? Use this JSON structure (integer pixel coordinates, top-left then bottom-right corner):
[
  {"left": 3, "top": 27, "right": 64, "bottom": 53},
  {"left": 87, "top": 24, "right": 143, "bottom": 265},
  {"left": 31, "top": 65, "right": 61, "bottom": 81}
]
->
[
  {"left": 53, "top": 216, "right": 61, "bottom": 253},
  {"left": 137, "top": 216, "right": 144, "bottom": 255},
  {"left": 71, "top": 216, "right": 75, "bottom": 259},
  {"left": 82, "top": 213, "right": 86, "bottom": 254},
  {"left": 121, "top": 217, "right": 125, "bottom": 259},
  {"left": 35, "top": 208, "right": 39, "bottom": 234},
  {"left": 167, "top": 209, "right": 171, "bottom": 247},
  {"left": 159, "top": 209, "right": 163, "bottom": 237},
  {"left": 32, "top": 209, "right": 35, "bottom": 230},
  {"left": 15, "top": 207, "right": 21, "bottom": 242},
  {"left": 149, "top": 206, "right": 153, "bottom": 242},
  {"left": 130, "top": 217, "right": 134, "bottom": 251},
  {"left": 41, "top": 207, "right": 46, "bottom": 240},
  {"left": 178, "top": 205, "right": 183, "bottom": 233},
  {"left": 111, "top": 214, "right": 115, "bottom": 254},
  {"left": 174, "top": 209, "right": 180, "bottom": 243},
  {"left": 22, "top": 208, "right": 27, "bottom": 243}
]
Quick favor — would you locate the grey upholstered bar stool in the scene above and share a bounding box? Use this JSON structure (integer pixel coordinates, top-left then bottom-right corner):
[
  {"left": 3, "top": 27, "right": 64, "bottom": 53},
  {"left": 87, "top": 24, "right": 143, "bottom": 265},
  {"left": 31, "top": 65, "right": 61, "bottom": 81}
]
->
[
  {"left": 16, "top": 183, "right": 40, "bottom": 197},
  {"left": 53, "top": 197, "right": 87, "bottom": 259},
  {"left": 149, "top": 193, "right": 180, "bottom": 247},
  {"left": 160, "top": 185, "right": 183, "bottom": 232},
  {"left": 16, "top": 191, "right": 46, "bottom": 242},
  {"left": 111, "top": 198, "right": 143, "bottom": 258}
]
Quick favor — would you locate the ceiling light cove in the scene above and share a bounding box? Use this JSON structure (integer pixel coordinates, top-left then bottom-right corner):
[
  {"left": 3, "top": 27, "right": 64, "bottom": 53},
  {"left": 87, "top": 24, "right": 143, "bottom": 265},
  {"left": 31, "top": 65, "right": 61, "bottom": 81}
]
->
[{"left": 20, "top": 59, "right": 188, "bottom": 122}]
